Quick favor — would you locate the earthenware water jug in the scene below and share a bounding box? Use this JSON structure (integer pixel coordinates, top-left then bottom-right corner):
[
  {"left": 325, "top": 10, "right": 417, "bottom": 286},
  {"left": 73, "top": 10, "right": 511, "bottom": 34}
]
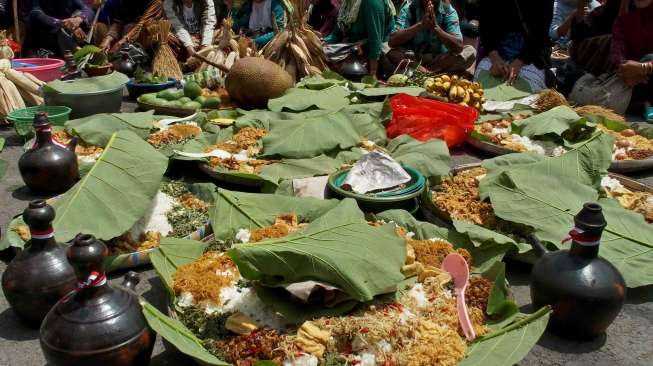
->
[
  {"left": 18, "top": 112, "right": 79, "bottom": 195},
  {"left": 529, "top": 202, "right": 626, "bottom": 339},
  {"left": 1, "top": 200, "right": 77, "bottom": 328},
  {"left": 40, "top": 234, "right": 155, "bottom": 366}
]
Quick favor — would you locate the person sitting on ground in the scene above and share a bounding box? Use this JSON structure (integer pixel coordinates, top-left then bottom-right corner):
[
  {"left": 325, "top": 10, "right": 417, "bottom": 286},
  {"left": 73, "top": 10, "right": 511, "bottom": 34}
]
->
[
  {"left": 306, "top": 0, "right": 341, "bottom": 36},
  {"left": 27, "top": 0, "right": 94, "bottom": 55},
  {"left": 232, "top": 0, "right": 284, "bottom": 48},
  {"left": 612, "top": 0, "right": 653, "bottom": 121},
  {"left": 569, "top": 0, "right": 627, "bottom": 75},
  {"left": 386, "top": 0, "right": 475, "bottom": 75},
  {"left": 164, "top": 0, "right": 217, "bottom": 59},
  {"left": 474, "top": 0, "right": 554, "bottom": 92},
  {"left": 549, "top": 0, "right": 601, "bottom": 48},
  {"left": 325, "top": 0, "right": 396, "bottom": 78},
  {"left": 97, "top": 0, "right": 152, "bottom": 53}
]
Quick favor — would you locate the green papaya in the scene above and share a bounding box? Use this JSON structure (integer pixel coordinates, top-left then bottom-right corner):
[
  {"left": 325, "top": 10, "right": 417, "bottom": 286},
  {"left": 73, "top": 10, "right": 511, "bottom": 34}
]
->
[{"left": 184, "top": 81, "right": 203, "bottom": 100}]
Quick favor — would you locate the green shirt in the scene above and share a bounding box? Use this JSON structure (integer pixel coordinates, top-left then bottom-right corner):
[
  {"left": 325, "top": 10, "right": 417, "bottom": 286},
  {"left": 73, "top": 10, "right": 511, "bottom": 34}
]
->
[
  {"left": 326, "top": 0, "right": 395, "bottom": 60},
  {"left": 395, "top": 0, "right": 462, "bottom": 56}
]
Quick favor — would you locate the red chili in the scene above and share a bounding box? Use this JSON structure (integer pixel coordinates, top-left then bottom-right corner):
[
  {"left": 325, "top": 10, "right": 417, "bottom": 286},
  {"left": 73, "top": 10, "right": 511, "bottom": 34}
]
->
[{"left": 360, "top": 327, "right": 370, "bottom": 333}]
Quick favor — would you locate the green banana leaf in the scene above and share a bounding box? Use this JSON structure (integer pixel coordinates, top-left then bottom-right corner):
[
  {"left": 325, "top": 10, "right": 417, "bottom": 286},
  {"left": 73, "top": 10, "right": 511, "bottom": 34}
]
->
[
  {"left": 372, "top": 209, "right": 519, "bottom": 273},
  {"left": 260, "top": 109, "right": 386, "bottom": 158},
  {"left": 228, "top": 199, "right": 407, "bottom": 302},
  {"left": 209, "top": 189, "right": 339, "bottom": 240},
  {"left": 511, "top": 106, "right": 583, "bottom": 138},
  {"left": 52, "top": 130, "right": 168, "bottom": 242},
  {"left": 481, "top": 158, "right": 653, "bottom": 288},
  {"left": 267, "top": 85, "right": 351, "bottom": 112},
  {"left": 65, "top": 111, "right": 157, "bottom": 146},
  {"left": 386, "top": 135, "right": 451, "bottom": 181},
  {"left": 356, "top": 86, "right": 425, "bottom": 97},
  {"left": 259, "top": 155, "right": 343, "bottom": 188},
  {"left": 479, "top": 132, "right": 614, "bottom": 195},
  {"left": 142, "top": 303, "right": 228, "bottom": 365},
  {"left": 476, "top": 70, "right": 532, "bottom": 101},
  {"left": 459, "top": 307, "right": 551, "bottom": 366},
  {"left": 43, "top": 71, "right": 129, "bottom": 94}
]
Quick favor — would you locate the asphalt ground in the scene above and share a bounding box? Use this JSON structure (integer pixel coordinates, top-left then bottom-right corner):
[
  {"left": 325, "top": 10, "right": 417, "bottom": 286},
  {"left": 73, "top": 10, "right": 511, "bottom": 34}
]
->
[{"left": 0, "top": 106, "right": 652, "bottom": 366}]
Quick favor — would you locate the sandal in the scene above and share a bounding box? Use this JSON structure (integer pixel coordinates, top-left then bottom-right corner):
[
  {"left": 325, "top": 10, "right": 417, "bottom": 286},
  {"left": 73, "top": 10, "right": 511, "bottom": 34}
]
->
[{"left": 646, "top": 106, "right": 653, "bottom": 123}]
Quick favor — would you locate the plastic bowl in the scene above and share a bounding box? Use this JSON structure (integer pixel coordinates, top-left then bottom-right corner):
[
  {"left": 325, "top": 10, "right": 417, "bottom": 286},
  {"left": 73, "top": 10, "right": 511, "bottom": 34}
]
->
[
  {"left": 127, "top": 78, "right": 178, "bottom": 100},
  {"left": 327, "top": 166, "right": 426, "bottom": 213},
  {"left": 8, "top": 105, "right": 72, "bottom": 137},
  {"left": 12, "top": 58, "right": 65, "bottom": 82},
  {"left": 44, "top": 85, "right": 124, "bottom": 119}
]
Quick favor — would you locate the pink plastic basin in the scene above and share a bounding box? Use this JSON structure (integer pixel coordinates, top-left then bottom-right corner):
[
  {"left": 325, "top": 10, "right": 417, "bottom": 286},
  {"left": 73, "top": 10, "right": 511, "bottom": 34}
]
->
[{"left": 12, "top": 58, "right": 64, "bottom": 82}]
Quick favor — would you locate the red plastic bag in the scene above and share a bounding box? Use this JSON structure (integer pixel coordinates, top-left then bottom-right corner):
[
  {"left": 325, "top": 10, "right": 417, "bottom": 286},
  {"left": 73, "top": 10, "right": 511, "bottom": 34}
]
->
[{"left": 386, "top": 94, "right": 478, "bottom": 147}]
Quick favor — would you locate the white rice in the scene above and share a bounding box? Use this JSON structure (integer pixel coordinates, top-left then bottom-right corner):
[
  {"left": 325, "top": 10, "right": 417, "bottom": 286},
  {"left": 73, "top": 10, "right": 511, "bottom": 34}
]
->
[
  {"left": 510, "top": 134, "right": 546, "bottom": 155},
  {"left": 552, "top": 146, "right": 567, "bottom": 157},
  {"left": 219, "top": 286, "right": 287, "bottom": 330},
  {"left": 177, "top": 292, "right": 194, "bottom": 308},
  {"left": 407, "top": 283, "right": 429, "bottom": 310},
  {"left": 128, "top": 191, "right": 175, "bottom": 241},
  {"left": 235, "top": 228, "right": 251, "bottom": 243},
  {"left": 601, "top": 176, "right": 624, "bottom": 191},
  {"left": 491, "top": 127, "right": 510, "bottom": 135},
  {"left": 284, "top": 354, "right": 319, "bottom": 366}
]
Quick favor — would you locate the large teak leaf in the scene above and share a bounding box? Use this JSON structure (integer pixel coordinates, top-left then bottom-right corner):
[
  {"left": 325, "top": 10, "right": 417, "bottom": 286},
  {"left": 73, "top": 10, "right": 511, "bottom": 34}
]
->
[
  {"left": 228, "top": 199, "right": 407, "bottom": 302},
  {"left": 210, "top": 189, "right": 339, "bottom": 240},
  {"left": 65, "top": 111, "right": 156, "bottom": 146},
  {"left": 52, "top": 130, "right": 168, "bottom": 242},
  {"left": 267, "top": 85, "right": 351, "bottom": 112}
]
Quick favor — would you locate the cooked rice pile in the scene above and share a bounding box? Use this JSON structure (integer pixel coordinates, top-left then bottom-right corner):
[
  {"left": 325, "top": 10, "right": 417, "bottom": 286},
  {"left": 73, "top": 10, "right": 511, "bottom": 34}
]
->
[
  {"left": 474, "top": 116, "right": 533, "bottom": 153},
  {"left": 147, "top": 124, "right": 202, "bottom": 146},
  {"left": 108, "top": 231, "right": 161, "bottom": 255},
  {"left": 249, "top": 214, "right": 307, "bottom": 242},
  {"left": 173, "top": 251, "right": 238, "bottom": 303},
  {"left": 432, "top": 167, "right": 497, "bottom": 227},
  {"left": 52, "top": 130, "right": 104, "bottom": 157},
  {"left": 205, "top": 127, "right": 274, "bottom": 173}
]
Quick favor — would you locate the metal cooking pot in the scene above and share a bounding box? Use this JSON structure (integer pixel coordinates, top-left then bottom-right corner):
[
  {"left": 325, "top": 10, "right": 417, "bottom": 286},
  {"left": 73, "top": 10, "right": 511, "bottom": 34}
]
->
[{"left": 44, "top": 85, "right": 124, "bottom": 119}]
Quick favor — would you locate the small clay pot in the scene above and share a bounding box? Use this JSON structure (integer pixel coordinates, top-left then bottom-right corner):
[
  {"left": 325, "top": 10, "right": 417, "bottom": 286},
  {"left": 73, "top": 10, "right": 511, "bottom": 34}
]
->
[{"left": 40, "top": 234, "right": 155, "bottom": 366}]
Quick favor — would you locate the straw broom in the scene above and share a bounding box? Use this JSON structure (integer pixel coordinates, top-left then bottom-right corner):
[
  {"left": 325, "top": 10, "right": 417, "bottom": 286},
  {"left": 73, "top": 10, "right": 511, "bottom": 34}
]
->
[
  {"left": 152, "top": 20, "right": 183, "bottom": 80},
  {"left": 122, "top": 0, "right": 181, "bottom": 53}
]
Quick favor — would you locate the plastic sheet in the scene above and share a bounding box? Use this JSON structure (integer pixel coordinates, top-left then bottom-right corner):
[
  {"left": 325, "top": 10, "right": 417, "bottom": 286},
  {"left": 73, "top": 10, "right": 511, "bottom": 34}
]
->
[{"left": 386, "top": 94, "right": 478, "bottom": 147}]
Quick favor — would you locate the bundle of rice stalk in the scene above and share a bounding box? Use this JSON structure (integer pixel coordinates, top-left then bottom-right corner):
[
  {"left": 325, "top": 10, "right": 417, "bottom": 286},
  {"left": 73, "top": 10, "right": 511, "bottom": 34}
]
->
[
  {"left": 534, "top": 89, "right": 569, "bottom": 112},
  {"left": 262, "top": 0, "right": 327, "bottom": 82},
  {"left": 152, "top": 20, "right": 183, "bottom": 80},
  {"left": 122, "top": 0, "right": 180, "bottom": 52},
  {"left": 574, "top": 105, "right": 625, "bottom": 123}
]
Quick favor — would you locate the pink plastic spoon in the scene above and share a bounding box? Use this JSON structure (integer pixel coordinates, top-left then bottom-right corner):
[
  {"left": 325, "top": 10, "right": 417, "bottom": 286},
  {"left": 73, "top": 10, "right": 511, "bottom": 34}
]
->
[{"left": 441, "top": 253, "right": 476, "bottom": 341}]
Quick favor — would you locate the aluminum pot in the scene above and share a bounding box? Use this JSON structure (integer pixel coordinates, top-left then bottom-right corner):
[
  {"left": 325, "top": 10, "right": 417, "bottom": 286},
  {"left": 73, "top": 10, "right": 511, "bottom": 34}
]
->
[{"left": 44, "top": 85, "right": 124, "bottom": 119}]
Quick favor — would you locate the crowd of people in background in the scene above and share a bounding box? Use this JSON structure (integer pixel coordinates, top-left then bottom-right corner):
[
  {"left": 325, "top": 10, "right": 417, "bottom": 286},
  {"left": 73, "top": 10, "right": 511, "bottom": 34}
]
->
[{"left": 0, "top": 0, "right": 651, "bottom": 119}]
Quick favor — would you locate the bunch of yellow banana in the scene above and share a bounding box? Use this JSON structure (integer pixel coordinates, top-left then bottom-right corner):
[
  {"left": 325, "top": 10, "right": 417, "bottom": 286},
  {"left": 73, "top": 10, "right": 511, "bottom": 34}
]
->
[{"left": 423, "top": 74, "right": 485, "bottom": 111}]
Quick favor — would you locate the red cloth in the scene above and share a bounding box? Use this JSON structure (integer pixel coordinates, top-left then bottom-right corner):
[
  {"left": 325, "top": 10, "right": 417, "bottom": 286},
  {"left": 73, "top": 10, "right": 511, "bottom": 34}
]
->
[{"left": 611, "top": 5, "right": 653, "bottom": 64}]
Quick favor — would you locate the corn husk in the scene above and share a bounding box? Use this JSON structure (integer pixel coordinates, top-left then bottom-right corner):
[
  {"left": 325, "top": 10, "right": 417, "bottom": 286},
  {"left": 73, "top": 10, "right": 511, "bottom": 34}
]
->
[
  {"left": 261, "top": 0, "right": 327, "bottom": 82},
  {"left": 0, "top": 72, "right": 25, "bottom": 117},
  {"left": 152, "top": 20, "right": 183, "bottom": 80},
  {"left": 0, "top": 30, "right": 14, "bottom": 60}
]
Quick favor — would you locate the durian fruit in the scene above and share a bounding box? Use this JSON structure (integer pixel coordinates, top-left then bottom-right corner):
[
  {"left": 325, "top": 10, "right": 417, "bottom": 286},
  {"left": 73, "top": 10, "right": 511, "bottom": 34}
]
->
[{"left": 423, "top": 74, "right": 485, "bottom": 112}]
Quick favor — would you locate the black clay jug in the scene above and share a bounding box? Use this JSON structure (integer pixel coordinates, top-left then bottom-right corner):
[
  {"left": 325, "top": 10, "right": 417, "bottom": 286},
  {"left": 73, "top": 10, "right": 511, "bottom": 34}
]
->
[
  {"left": 40, "top": 234, "right": 155, "bottom": 366},
  {"left": 112, "top": 48, "right": 135, "bottom": 77},
  {"left": 1, "top": 200, "right": 77, "bottom": 328},
  {"left": 18, "top": 112, "right": 79, "bottom": 195},
  {"left": 529, "top": 202, "right": 626, "bottom": 339}
]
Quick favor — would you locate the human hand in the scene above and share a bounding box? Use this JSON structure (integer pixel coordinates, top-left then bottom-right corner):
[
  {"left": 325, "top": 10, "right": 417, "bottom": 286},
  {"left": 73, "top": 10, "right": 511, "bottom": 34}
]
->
[
  {"left": 186, "top": 46, "right": 196, "bottom": 57},
  {"left": 73, "top": 28, "right": 86, "bottom": 42},
  {"left": 507, "top": 59, "right": 524, "bottom": 85},
  {"left": 99, "top": 36, "right": 113, "bottom": 53},
  {"left": 421, "top": 1, "right": 436, "bottom": 31},
  {"left": 62, "top": 17, "right": 83, "bottom": 31},
  {"left": 489, "top": 51, "right": 509, "bottom": 79},
  {"left": 619, "top": 61, "right": 648, "bottom": 87}
]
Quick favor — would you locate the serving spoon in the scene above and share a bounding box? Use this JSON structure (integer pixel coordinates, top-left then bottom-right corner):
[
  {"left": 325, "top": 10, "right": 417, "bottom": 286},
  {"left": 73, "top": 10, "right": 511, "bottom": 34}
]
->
[{"left": 441, "top": 253, "right": 476, "bottom": 341}]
